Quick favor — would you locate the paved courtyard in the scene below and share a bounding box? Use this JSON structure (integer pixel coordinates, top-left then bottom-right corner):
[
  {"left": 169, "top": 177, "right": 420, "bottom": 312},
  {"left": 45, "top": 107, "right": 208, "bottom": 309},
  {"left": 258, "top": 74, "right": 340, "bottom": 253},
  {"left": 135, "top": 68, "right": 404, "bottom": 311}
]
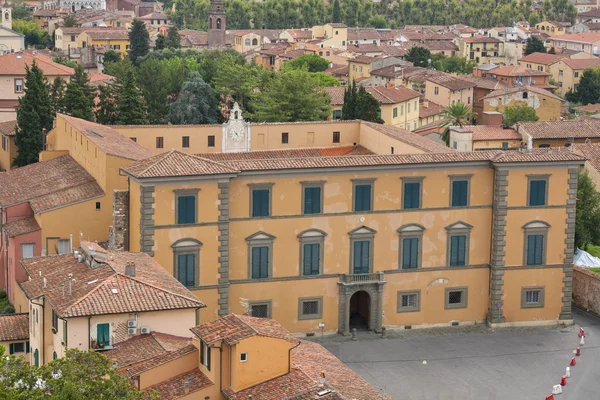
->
[{"left": 312, "top": 308, "right": 600, "bottom": 399}]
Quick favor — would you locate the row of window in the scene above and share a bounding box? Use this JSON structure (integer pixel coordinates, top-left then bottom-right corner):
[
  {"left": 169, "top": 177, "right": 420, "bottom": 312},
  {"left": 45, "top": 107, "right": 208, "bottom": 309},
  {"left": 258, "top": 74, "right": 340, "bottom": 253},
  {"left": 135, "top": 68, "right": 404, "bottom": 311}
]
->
[
  {"left": 153, "top": 135, "right": 216, "bottom": 149},
  {"left": 392, "top": 100, "right": 419, "bottom": 118}
]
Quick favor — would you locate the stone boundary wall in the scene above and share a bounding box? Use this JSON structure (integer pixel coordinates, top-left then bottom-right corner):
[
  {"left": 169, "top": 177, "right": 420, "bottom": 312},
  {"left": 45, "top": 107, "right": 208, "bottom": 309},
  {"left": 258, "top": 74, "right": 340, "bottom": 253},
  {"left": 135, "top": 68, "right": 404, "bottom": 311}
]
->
[{"left": 573, "top": 265, "right": 600, "bottom": 315}]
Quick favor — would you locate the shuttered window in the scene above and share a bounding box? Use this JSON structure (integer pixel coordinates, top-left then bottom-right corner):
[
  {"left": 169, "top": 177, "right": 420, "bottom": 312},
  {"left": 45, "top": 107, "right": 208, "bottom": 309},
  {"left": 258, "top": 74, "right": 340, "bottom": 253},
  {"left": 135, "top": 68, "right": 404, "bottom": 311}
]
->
[
  {"left": 354, "top": 184, "right": 372, "bottom": 211},
  {"left": 353, "top": 240, "right": 370, "bottom": 274},
  {"left": 21, "top": 244, "right": 34, "bottom": 259},
  {"left": 403, "top": 182, "right": 421, "bottom": 209},
  {"left": 251, "top": 246, "right": 269, "bottom": 279},
  {"left": 304, "top": 186, "right": 321, "bottom": 214},
  {"left": 303, "top": 243, "right": 320, "bottom": 275},
  {"left": 449, "top": 235, "right": 467, "bottom": 266},
  {"left": 527, "top": 234, "right": 544, "bottom": 265},
  {"left": 177, "top": 254, "right": 196, "bottom": 287},
  {"left": 451, "top": 180, "right": 468, "bottom": 207},
  {"left": 97, "top": 323, "right": 110, "bottom": 346},
  {"left": 402, "top": 237, "right": 419, "bottom": 269},
  {"left": 252, "top": 189, "right": 270, "bottom": 217},
  {"left": 529, "top": 180, "right": 547, "bottom": 206},
  {"left": 177, "top": 195, "right": 196, "bottom": 224}
]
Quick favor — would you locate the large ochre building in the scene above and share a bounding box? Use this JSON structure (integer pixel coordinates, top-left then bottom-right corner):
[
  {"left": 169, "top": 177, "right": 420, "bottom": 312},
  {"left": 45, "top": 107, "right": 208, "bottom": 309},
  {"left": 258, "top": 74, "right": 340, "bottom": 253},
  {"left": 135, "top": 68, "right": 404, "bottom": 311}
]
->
[{"left": 40, "top": 109, "right": 582, "bottom": 335}]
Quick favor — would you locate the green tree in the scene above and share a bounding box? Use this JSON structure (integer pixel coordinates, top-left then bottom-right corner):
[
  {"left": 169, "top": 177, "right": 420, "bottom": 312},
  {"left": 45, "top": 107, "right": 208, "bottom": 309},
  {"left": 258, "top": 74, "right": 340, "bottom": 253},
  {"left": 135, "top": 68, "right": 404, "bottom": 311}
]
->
[
  {"left": 548, "top": 47, "right": 557, "bottom": 54},
  {"left": 528, "top": 13, "right": 541, "bottom": 26},
  {"left": 212, "top": 54, "right": 265, "bottom": 112},
  {"left": 284, "top": 53, "right": 329, "bottom": 72},
  {"left": 440, "top": 103, "right": 477, "bottom": 143},
  {"left": 367, "top": 15, "right": 388, "bottom": 28},
  {"left": 63, "top": 64, "right": 94, "bottom": 121},
  {"left": 103, "top": 50, "right": 121, "bottom": 65},
  {"left": 226, "top": 0, "right": 252, "bottom": 29},
  {"left": 63, "top": 14, "right": 77, "bottom": 27},
  {"left": 314, "top": 72, "right": 340, "bottom": 87},
  {"left": 115, "top": 64, "right": 148, "bottom": 125},
  {"left": 49, "top": 76, "right": 66, "bottom": 115},
  {"left": 166, "top": 26, "right": 181, "bottom": 49},
  {"left": 405, "top": 46, "right": 432, "bottom": 67},
  {"left": 332, "top": 0, "right": 341, "bottom": 23},
  {"left": 53, "top": 56, "right": 77, "bottom": 68},
  {"left": 576, "top": 170, "right": 600, "bottom": 249},
  {"left": 566, "top": 68, "right": 600, "bottom": 104},
  {"left": 431, "top": 54, "right": 477, "bottom": 74},
  {"left": 14, "top": 62, "right": 53, "bottom": 167},
  {"left": 502, "top": 103, "right": 539, "bottom": 126},
  {"left": 11, "top": 0, "right": 32, "bottom": 20},
  {"left": 168, "top": 72, "right": 219, "bottom": 124},
  {"left": 129, "top": 19, "right": 150, "bottom": 66},
  {"left": 525, "top": 36, "right": 546, "bottom": 55},
  {"left": 342, "top": 80, "right": 358, "bottom": 120},
  {"left": 341, "top": 81, "right": 383, "bottom": 123},
  {"left": 155, "top": 34, "right": 166, "bottom": 50},
  {"left": 251, "top": 69, "right": 331, "bottom": 122},
  {"left": 96, "top": 84, "right": 118, "bottom": 125},
  {"left": 12, "top": 19, "right": 51, "bottom": 48}
]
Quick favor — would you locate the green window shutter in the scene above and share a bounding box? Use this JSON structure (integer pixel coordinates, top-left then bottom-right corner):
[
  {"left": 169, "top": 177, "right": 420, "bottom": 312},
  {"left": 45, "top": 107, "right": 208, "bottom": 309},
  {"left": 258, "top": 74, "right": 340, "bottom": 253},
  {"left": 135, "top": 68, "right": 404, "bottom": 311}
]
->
[
  {"left": 178, "top": 254, "right": 195, "bottom": 287},
  {"left": 303, "top": 243, "right": 320, "bottom": 275},
  {"left": 34, "top": 349, "right": 39, "bottom": 367},
  {"left": 450, "top": 235, "right": 466, "bottom": 266},
  {"left": 304, "top": 187, "right": 321, "bottom": 214},
  {"left": 97, "top": 323, "right": 110, "bottom": 346},
  {"left": 177, "top": 195, "right": 196, "bottom": 224},
  {"left": 353, "top": 241, "right": 370, "bottom": 274},
  {"left": 404, "top": 182, "right": 420, "bottom": 209},
  {"left": 355, "top": 185, "right": 371, "bottom": 211},
  {"left": 452, "top": 180, "right": 468, "bottom": 207},
  {"left": 9, "top": 343, "right": 14, "bottom": 354},
  {"left": 26, "top": 342, "right": 30, "bottom": 353},
  {"left": 527, "top": 234, "right": 544, "bottom": 265},
  {"left": 529, "top": 180, "right": 546, "bottom": 206},
  {"left": 402, "top": 238, "right": 418, "bottom": 269},
  {"left": 252, "top": 190, "right": 270, "bottom": 217},
  {"left": 252, "top": 246, "right": 269, "bottom": 279}
]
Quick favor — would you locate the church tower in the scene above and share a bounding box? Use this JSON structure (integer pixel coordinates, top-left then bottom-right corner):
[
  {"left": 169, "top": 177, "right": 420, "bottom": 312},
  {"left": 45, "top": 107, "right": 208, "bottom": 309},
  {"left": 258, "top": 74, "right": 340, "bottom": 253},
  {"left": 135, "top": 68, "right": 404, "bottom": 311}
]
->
[
  {"left": 1, "top": 1, "right": 12, "bottom": 31},
  {"left": 207, "top": 0, "right": 226, "bottom": 48}
]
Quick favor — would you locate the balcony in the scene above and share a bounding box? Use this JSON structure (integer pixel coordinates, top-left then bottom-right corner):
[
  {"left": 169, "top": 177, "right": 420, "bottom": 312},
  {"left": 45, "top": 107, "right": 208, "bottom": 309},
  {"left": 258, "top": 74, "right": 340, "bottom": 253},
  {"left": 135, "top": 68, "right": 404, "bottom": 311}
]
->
[{"left": 339, "top": 272, "right": 385, "bottom": 285}]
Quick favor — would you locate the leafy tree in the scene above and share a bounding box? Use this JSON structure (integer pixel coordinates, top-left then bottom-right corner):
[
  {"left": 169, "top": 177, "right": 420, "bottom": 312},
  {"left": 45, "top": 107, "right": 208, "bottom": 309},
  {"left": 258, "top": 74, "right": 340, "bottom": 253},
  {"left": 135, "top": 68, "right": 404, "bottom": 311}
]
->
[
  {"left": 285, "top": 53, "right": 329, "bottom": 73},
  {"left": 566, "top": 68, "right": 600, "bottom": 104},
  {"left": 576, "top": 170, "right": 600, "bottom": 249},
  {"left": 115, "top": 63, "right": 148, "bottom": 125},
  {"left": 251, "top": 69, "right": 331, "bottom": 122},
  {"left": 367, "top": 15, "right": 388, "bottom": 28},
  {"left": 166, "top": 26, "right": 181, "bottom": 49},
  {"left": 332, "top": 0, "right": 341, "bottom": 23},
  {"left": 53, "top": 56, "right": 77, "bottom": 68},
  {"left": 11, "top": 0, "right": 32, "bottom": 20},
  {"left": 103, "top": 50, "right": 121, "bottom": 65},
  {"left": 168, "top": 72, "right": 219, "bottom": 124},
  {"left": 313, "top": 72, "right": 340, "bottom": 87},
  {"left": 63, "top": 14, "right": 77, "bottom": 27},
  {"left": 96, "top": 84, "right": 118, "bottom": 125},
  {"left": 525, "top": 36, "right": 546, "bottom": 55},
  {"left": 405, "top": 46, "right": 432, "bottom": 67},
  {"left": 502, "top": 103, "right": 539, "bottom": 126},
  {"left": 440, "top": 103, "right": 477, "bottom": 144},
  {"left": 14, "top": 62, "right": 53, "bottom": 167},
  {"left": 341, "top": 81, "right": 383, "bottom": 123},
  {"left": 548, "top": 47, "right": 557, "bottom": 54},
  {"left": 431, "top": 54, "right": 477, "bottom": 74},
  {"left": 12, "top": 19, "right": 51, "bottom": 48},
  {"left": 155, "top": 34, "right": 166, "bottom": 50},
  {"left": 226, "top": 0, "right": 252, "bottom": 29},
  {"left": 342, "top": 80, "right": 358, "bottom": 120},
  {"left": 63, "top": 64, "right": 94, "bottom": 121},
  {"left": 49, "top": 77, "right": 66, "bottom": 115},
  {"left": 528, "top": 13, "right": 541, "bottom": 26},
  {"left": 129, "top": 19, "right": 150, "bottom": 66}
]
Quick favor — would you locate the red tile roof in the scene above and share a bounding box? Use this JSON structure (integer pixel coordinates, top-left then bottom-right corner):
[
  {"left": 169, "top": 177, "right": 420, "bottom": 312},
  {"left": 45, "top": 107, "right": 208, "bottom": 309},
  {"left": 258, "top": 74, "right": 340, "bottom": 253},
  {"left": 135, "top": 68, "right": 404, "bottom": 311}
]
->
[
  {"left": 573, "top": 143, "right": 600, "bottom": 174},
  {"left": 349, "top": 55, "right": 380, "bottom": 64},
  {"left": 574, "top": 103, "right": 600, "bottom": 114},
  {"left": 484, "top": 65, "right": 550, "bottom": 77},
  {"left": 0, "top": 120, "right": 16, "bottom": 136},
  {"left": 85, "top": 30, "right": 130, "bottom": 40},
  {"left": 19, "top": 244, "right": 205, "bottom": 318},
  {"left": 549, "top": 32, "right": 600, "bottom": 43},
  {"left": 518, "top": 119, "right": 600, "bottom": 139},
  {"left": 0, "top": 155, "right": 104, "bottom": 211},
  {"left": 190, "top": 314, "right": 296, "bottom": 345},
  {"left": 0, "top": 313, "right": 29, "bottom": 341},
  {"left": 419, "top": 101, "right": 445, "bottom": 119},
  {"left": 105, "top": 332, "right": 192, "bottom": 370},
  {"left": 561, "top": 57, "right": 600, "bottom": 70},
  {"left": 481, "top": 85, "right": 564, "bottom": 102},
  {"left": 459, "top": 125, "right": 522, "bottom": 141},
  {"left": 198, "top": 146, "right": 373, "bottom": 161},
  {"left": 325, "top": 85, "right": 420, "bottom": 105},
  {"left": 3, "top": 216, "right": 40, "bottom": 238},
  {"left": 361, "top": 121, "right": 452, "bottom": 152},
  {"left": 426, "top": 74, "right": 477, "bottom": 90},
  {"left": 462, "top": 36, "right": 502, "bottom": 43},
  {"left": 145, "top": 368, "right": 213, "bottom": 399},
  {"left": 126, "top": 344, "right": 197, "bottom": 377},
  {"left": 518, "top": 52, "right": 565, "bottom": 65},
  {"left": 460, "top": 75, "right": 512, "bottom": 91},
  {"left": 0, "top": 53, "right": 73, "bottom": 76}
]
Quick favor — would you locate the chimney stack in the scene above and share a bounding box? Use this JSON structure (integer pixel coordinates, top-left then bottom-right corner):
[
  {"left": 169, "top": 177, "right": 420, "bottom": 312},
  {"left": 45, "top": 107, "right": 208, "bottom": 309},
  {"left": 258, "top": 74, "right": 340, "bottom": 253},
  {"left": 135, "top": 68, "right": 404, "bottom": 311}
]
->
[{"left": 125, "top": 262, "right": 136, "bottom": 277}]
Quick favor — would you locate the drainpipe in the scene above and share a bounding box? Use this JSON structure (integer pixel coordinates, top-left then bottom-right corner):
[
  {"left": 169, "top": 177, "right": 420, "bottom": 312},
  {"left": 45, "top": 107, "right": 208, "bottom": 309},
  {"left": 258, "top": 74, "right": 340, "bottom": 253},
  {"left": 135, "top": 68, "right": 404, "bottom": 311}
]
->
[
  {"left": 288, "top": 341, "right": 302, "bottom": 373},
  {"left": 218, "top": 343, "right": 223, "bottom": 391}
]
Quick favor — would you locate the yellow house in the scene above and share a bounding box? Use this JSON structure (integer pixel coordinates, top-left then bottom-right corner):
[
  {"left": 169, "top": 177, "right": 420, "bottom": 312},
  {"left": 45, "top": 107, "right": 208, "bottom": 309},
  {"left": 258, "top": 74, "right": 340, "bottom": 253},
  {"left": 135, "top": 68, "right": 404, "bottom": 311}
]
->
[
  {"left": 0, "top": 313, "right": 30, "bottom": 362},
  {"left": 518, "top": 52, "right": 567, "bottom": 72},
  {"left": 139, "top": 11, "right": 169, "bottom": 28},
  {"left": 313, "top": 22, "right": 348, "bottom": 49},
  {"left": 325, "top": 85, "right": 421, "bottom": 130},
  {"left": 535, "top": 21, "right": 570, "bottom": 37},
  {"left": 449, "top": 124, "right": 523, "bottom": 151},
  {"left": 54, "top": 27, "right": 89, "bottom": 51},
  {"left": 115, "top": 105, "right": 581, "bottom": 335},
  {"left": 0, "top": 120, "right": 16, "bottom": 171},
  {"left": 418, "top": 100, "right": 445, "bottom": 129},
  {"left": 481, "top": 86, "right": 564, "bottom": 121},
  {"left": 233, "top": 31, "right": 262, "bottom": 54},
  {"left": 458, "top": 36, "right": 504, "bottom": 64},
  {"left": 425, "top": 74, "right": 476, "bottom": 108},
  {"left": 78, "top": 29, "right": 130, "bottom": 52},
  {"left": 518, "top": 119, "right": 600, "bottom": 148},
  {"left": 348, "top": 55, "right": 378, "bottom": 82},
  {"left": 550, "top": 58, "right": 600, "bottom": 95}
]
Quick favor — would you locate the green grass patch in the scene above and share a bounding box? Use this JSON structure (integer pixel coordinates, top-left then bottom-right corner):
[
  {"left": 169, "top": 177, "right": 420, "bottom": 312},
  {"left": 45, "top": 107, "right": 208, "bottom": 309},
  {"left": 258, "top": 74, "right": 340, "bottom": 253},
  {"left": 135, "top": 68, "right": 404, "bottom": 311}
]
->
[
  {"left": 590, "top": 268, "right": 600, "bottom": 274},
  {"left": 585, "top": 244, "right": 600, "bottom": 258}
]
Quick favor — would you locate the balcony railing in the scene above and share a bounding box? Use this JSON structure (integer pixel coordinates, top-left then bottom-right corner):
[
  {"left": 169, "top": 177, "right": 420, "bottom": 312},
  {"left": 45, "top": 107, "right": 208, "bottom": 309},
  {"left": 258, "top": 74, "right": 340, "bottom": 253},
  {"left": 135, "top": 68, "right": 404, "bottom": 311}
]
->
[{"left": 339, "top": 272, "right": 385, "bottom": 285}]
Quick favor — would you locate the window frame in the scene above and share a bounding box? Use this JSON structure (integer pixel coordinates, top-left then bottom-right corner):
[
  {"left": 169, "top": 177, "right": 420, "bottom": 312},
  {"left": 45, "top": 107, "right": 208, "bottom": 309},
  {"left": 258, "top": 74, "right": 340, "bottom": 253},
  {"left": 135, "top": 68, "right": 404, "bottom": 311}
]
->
[
  {"left": 21, "top": 243, "right": 34, "bottom": 259},
  {"left": 522, "top": 220, "right": 550, "bottom": 266},
  {"left": 445, "top": 287, "right": 468, "bottom": 309},
  {"left": 298, "top": 229, "right": 326, "bottom": 276},
  {"left": 352, "top": 178, "right": 376, "bottom": 212},
  {"left": 445, "top": 221, "right": 472, "bottom": 267},
  {"left": 301, "top": 180, "right": 325, "bottom": 215},
  {"left": 449, "top": 174, "right": 472, "bottom": 208},
  {"left": 14, "top": 78, "right": 23, "bottom": 93},
  {"left": 13, "top": 342, "right": 25, "bottom": 353},
  {"left": 397, "top": 290, "right": 421, "bottom": 313},
  {"left": 348, "top": 226, "right": 376, "bottom": 274},
  {"left": 172, "top": 238, "right": 202, "bottom": 288},
  {"left": 182, "top": 136, "right": 190, "bottom": 148},
  {"left": 401, "top": 176, "right": 424, "bottom": 210},
  {"left": 527, "top": 174, "right": 550, "bottom": 207},
  {"left": 156, "top": 137, "right": 164, "bottom": 149},
  {"left": 240, "top": 352, "right": 248, "bottom": 362},
  {"left": 174, "top": 189, "right": 199, "bottom": 225},
  {"left": 207, "top": 135, "right": 215, "bottom": 147},
  {"left": 249, "top": 183, "right": 273, "bottom": 218},
  {"left": 281, "top": 132, "right": 289, "bottom": 144},
  {"left": 298, "top": 296, "right": 323, "bottom": 320},
  {"left": 333, "top": 131, "right": 341, "bottom": 143},
  {"left": 248, "top": 300, "right": 272, "bottom": 318},
  {"left": 246, "top": 231, "right": 275, "bottom": 280},
  {"left": 397, "top": 224, "right": 424, "bottom": 270},
  {"left": 521, "top": 286, "right": 545, "bottom": 308}
]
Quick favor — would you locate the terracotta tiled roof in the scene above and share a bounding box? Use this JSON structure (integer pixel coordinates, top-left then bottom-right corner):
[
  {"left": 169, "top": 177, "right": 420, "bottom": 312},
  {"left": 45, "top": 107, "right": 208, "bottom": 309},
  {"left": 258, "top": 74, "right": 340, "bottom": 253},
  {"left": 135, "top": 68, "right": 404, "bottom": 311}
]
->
[
  {"left": 549, "top": 32, "right": 600, "bottom": 43},
  {"left": 33, "top": 9, "right": 57, "bottom": 17},
  {"left": 285, "top": 29, "right": 312, "bottom": 40},
  {"left": 58, "top": 114, "right": 154, "bottom": 161},
  {"left": 491, "top": 148, "right": 584, "bottom": 162},
  {"left": 0, "top": 53, "right": 73, "bottom": 76},
  {"left": 126, "top": 344, "right": 197, "bottom": 377},
  {"left": 0, "top": 155, "right": 104, "bottom": 211},
  {"left": 481, "top": 85, "right": 564, "bottom": 102},
  {"left": 574, "top": 103, "right": 600, "bottom": 114},
  {"left": 139, "top": 12, "right": 167, "bottom": 20},
  {"left": 419, "top": 101, "right": 445, "bottom": 118},
  {"left": 324, "top": 64, "right": 348, "bottom": 77},
  {"left": 561, "top": 57, "right": 600, "bottom": 70},
  {"left": 86, "top": 30, "right": 130, "bottom": 40},
  {"left": 409, "top": 40, "right": 458, "bottom": 51},
  {"left": 3, "top": 216, "right": 41, "bottom": 238},
  {"left": 426, "top": 74, "right": 477, "bottom": 90},
  {"left": 190, "top": 314, "right": 296, "bottom": 345},
  {"left": 458, "top": 125, "right": 522, "bottom": 141},
  {"left": 0, "top": 120, "right": 16, "bottom": 136},
  {"left": 460, "top": 75, "right": 512, "bottom": 90},
  {"left": 518, "top": 52, "right": 565, "bottom": 65},
  {"left": 88, "top": 72, "right": 115, "bottom": 86},
  {"left": 324, "top": 85, "right": 420, "bottom": 105},
  {"left": 105, "top": 332, "right": 191, "bottom": 370},
  {"left": 19, "top": 244, "right": 205, "bottom": 318},
  {"left": 573, "top": 143, "right": 600, "bottom": 174},
  {"left": 197, "top": 146, "right": 373, "bottom": 161},
  {"left": 122, "top": 150, "right": 239, "bottom": 179},
  {"left": 327, "top": 23, "right": 347, "bottom": 28},
  {"left": 361, "top": 122, "right": 453, "bottom": 152},
  {"left": 0, "top": 313, "right": 29, "bottom": 341},
  {"left": 145, "top": 368, "right": 213, "bottom": 399},
  {"left": 370, "top": 65, "right": 426, "bottom": 79},
  {"left": 280, "top": 49, "right": 306, "bottom": 60},
  {"left": 578, "top": 9, "right": 600, "bottom": 18},
  {"left": 349, "top": 55, "right": 379, "bottom": 64},
  {"left": 462, "top": 36, "right": 502, "bottom": 43},
  {"left": 518, "top": 119, "right": 600, "bottom": 139},
  {"left": 484, "top": 65, "right": 550, "bottom": 77},
  {"left": 348, "top": 28, "right": 381, "bottom": 41}
]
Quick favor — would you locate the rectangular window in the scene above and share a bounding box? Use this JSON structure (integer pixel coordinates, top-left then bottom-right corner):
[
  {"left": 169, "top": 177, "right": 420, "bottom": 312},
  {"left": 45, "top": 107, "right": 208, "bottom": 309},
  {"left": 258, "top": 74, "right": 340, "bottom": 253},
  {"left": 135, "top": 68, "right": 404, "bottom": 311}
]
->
[
  {"left": 445, "top": 287, "right": 468, "bottom": 309},
  {"left": 298, "top": 297, "right": 322, "bottom": 320},
  {"left": 528, "top": 179, "right": 547, "bottom": 206},
  {"left": 559, "top": 70, "right": 563, "bottom": 76},
  {"left": 13, "top": 342, "right": 25, "bottom": 353},
  {"left": 449, "top": 235, "right": 467, "bottom": 266},
  {"left": 393, "top": 107, "right": 398, "bottom": 118},
  {"left": 575, "top": 72, "right": 579, "bottom": 78},
  {"left": 303, "top": 186, "right": 321, "bottom": 214},
  {"left": 397, "top": 290, "right": 420, "bottom": 312},
  {"left": 15, "top": 79, "right": 23, "bottom": 93},
  {"left": 400, "top": 104, "right": 404, "bottom": 116},
  {"left": 182, "top": 136, "right": 190, "bottom": 148},
  {"left": 114, "top": 44, "right": 121, "bottom": 50},
  {"left": 52, "top": 309, "right": 58, "bottom": 331},
  {"left": 526, "top": 234, "right": 544, "bottom": 265},
  {"left": 177, "top": 195, "right": 196, "bottom": 224},
  {"left": 521, "top": 287, "right": 545, "bottom": 308},
  {"left": 177, "top": 253, "right": 196, "bottom": 287},
  {"left": 451, "top": 180, "right": 469, "bottom": 207},
  {"left": 208, "top": 135, "right": 215, "bottom": 147},
  {"left": 333, "top": 131, "right": 340, "bottom": 143},
  {"left": 502, "top": 142, "right": 508, "bottom": 149},
  {"left": 354, "top": 184, "right": 372, "bottom": 211},
  {"left": 21, "top": 244, "right": 34, "bottom": 259},
  {"left": 96, "top": 323, "right": 110, "bottom": 346},
  {"left": 251, "top": 246, "right": 269, "bottom": 279},
  {"left": 2, "top": 135, "right": 6, "bottom": 151},
  {"left": 281, "top": 132, "right": 289, "bottom": 144},
  {"left": 251, "top": 189, "right": 270, "bottom": 217},
  {"left": 249, "top": 302, "right": 271, "bottom": 318},
  {"left": 352, "top": 240, "right": 370, "bottom": 274},
  {"left": 407, "top": 102, "right": 411, "bottom": 113},
  {"left": 402, "top": 237, "right": 419, "bottom": 269},
  {"left": 156, "top": 137, "right": 164, "bottom": 149},
  {"left": 403, "top": 181, "right": 421, "bottom": 209},
  {"left": 302, "top": 243, "right": 320, "bottom": 275},
  {"left": 200, "top": 340, "right": 211, "bottom": 371},
  {"left": 332, "top": 110, "right": 342, "bottom": 120},
  {"left": 434, "top": 86, "right": 439, "bottom": 95},
  {"left": 58, "top": 239, "right": 70, "bottom": 255}
]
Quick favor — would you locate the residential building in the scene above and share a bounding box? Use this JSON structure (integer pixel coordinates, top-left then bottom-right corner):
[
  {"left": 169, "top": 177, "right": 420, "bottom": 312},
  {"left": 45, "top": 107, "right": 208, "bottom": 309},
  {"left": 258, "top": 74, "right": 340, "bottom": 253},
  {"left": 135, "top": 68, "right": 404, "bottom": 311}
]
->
[
  {"left": 449, "top": 124, "right": 523, "bottom": 151},
  {"left": 60, "top": 0, "right": 106, "bottom": 12},
  {"left": 481, "top": 86, "right": 564, "bottom": 121},
  {"left": 518, "top": 52, "right": 568, "bottom": 72},
  {"left": 570, "top": 0, "right": 598, "bottom": 13},
  {"left": 279, "top": 28, "right": 312, "bottom": 43},
  {"left": 576, "top": 8, "right": 600, "bottom": 23},
  {"left": 55, "top": 27, "right": 89, "bottom": 52},
  {"left": 325, "top": 85, "right": 421, "bottom": 130},
  {"left": 139, "top": 11, "right": 168, "bottom": 28},
  {"left": 535, "top": 21, "right": 570, "bottom": 37},
  {"left": 0, "top": 53, "right": 73, "bottom": 122},
  {"left": 457, "top": 36, "right": 504, "bottom": 64},
  {"left": 548, "top": 32, "right": 600, "bottom": 55},
  {"left": 0, "top": 119, "right": 16, "bottom": 171},
  {"left": 312, "top": 23, "right": 348, "bottom": 49},
  {"left": 517, "top": 119, "right": 600, "bottom": 147},
  {"left": 460, "top": 75, "right": 512, "bottom": 120},
  {"left": 233, "top": 31, "right": 262, "bottom": 54},
  {"left": 425, "top": 74, "right": 476, "bottom": 107},
  {"left": 348, "top": 55, "right": 379, "bottom": 83},
  {"left": 474, "top": 64, "right": 553, "bottom": 89},
  {"left": 18, "top": 241, "right": 204, "bottom": 366},
  {"left": 418, "top": 100, "right": 445, "bottom": 129},
  {"left": 572, "top": 142, "right": 600, "bottom": 188},
  {"left": 0, "top": 313, "right": 29, "bottom": 362},
  {"left": 550, "top": 57, "right": 600, "bottom": 95},
  {"left": 113, "top": 106, "right": 581, "bottom": 335},
  {"left": 78, "top": 29, "right": 130, "bottom": 52}
]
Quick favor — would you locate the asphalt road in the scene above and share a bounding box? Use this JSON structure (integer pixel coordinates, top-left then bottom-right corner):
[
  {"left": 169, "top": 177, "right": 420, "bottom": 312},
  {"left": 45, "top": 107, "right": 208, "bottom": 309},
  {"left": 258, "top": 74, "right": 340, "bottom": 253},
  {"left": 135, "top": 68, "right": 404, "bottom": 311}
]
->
[{"left": 317, "top": 308, "right": 600, "bottom": 400}]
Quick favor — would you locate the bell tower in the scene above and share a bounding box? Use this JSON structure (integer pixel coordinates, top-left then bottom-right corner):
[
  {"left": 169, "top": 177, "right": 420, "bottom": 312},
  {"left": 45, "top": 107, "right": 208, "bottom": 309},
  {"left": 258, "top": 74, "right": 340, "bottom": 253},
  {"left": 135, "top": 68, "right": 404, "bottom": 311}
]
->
[
  {"left": 1, "top": 1, "right": 11, "bottom": 31},
  {"left": 207, "top": 0, "right": 226, "bottom": 48}
]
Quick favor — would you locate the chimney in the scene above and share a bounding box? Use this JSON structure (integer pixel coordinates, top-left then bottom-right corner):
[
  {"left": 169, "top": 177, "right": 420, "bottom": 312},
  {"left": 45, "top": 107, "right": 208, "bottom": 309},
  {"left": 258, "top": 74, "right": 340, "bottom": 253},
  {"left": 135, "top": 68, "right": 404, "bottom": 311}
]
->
[
  {"left": 125, "top": 262, "right": 136, "bottom": 277},
  {"left": 481, "top": 111, "right": 503, "bottom": 126}
]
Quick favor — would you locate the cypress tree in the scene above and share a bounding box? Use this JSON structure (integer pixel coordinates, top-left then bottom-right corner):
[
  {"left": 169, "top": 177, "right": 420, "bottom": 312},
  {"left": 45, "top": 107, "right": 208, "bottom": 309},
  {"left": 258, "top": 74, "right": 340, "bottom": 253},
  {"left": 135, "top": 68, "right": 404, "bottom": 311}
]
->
[
  {"left": 96, "top": 84, "right": 118, "bottom": 125},
  {"left": 341, "top": 80, "right": 357, "bottom": 120},
  {"left": 155, "top": 34, "right": 166, "bottom": 50},
  {"left": 14, "top": 62, "right": 53, "bottom": 167},
  {"left": 166, "top": 26, "right": 181, "bottom": 49},
  {"left": 115, "top": 66, "right": 148, "bottom": 125},
  {"left": 63, "top": 64, "right": 94, "bottom": 121},
  {"left": 332, "top": 0, "right": 341, "bottom": 23},
  {"left": 50, "top": 76, "right": 66, "bottom": 115},
  {"left": 356, "top": 86, "right": 383, "bottom": 123},
  {"left": 129, "top": 19, "right": 150, "bottom": 66}
]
